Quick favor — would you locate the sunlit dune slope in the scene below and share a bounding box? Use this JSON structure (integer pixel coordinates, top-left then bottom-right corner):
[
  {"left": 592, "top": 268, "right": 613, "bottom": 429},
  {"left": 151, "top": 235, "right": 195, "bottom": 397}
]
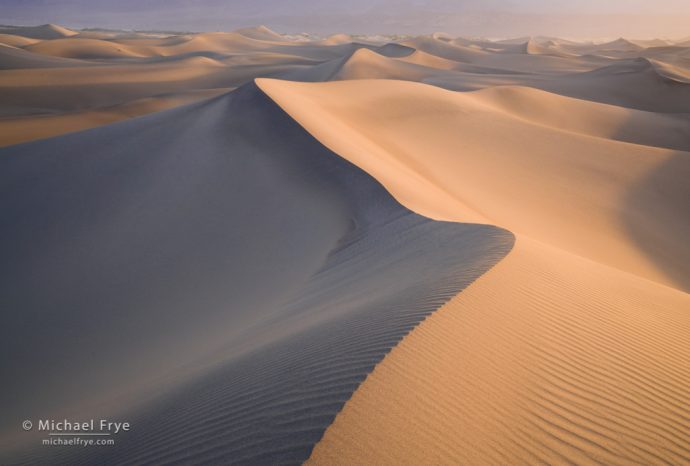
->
[
  {"left": 255, "top": 78, "right": 690, "bottom": 466},
  {"left": 308, "top": 236, "right": 690, "bottom": 465},
  {"left": 0, "top": 33, "right": 40, "bottom": 47},
  {"left": 258, "top": 78, "right": 690, "bottom": 292}
]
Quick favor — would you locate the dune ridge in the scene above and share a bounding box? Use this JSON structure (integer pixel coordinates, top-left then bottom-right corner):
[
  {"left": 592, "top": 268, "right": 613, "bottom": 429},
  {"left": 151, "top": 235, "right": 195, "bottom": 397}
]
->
[
  {"left": 0, "top": 23, "right": 77, "bottom": 40},
  {"left": 258, "top": 78, "right": 690, "bottom": 291},
  {"left": 255, "top": 78, "right": 690, "bottom": 465},
  {"left": 0, "top": 33, "right": 39, "bottom": 47},
  {"left": 0, "top": 81, "right": 513, "bottom": 464},
  {"left": 25, "top": 38, "right": 149, "bottom": 59}
]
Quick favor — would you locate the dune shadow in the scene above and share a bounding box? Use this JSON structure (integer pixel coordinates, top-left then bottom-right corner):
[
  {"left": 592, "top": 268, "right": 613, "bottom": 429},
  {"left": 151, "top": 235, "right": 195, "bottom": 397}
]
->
[
  {"left": 621, "top": 150, "right": 690, "bottom": 292},
  {"left": 0, "top": 81, "right": 514, "bottom": 464}
]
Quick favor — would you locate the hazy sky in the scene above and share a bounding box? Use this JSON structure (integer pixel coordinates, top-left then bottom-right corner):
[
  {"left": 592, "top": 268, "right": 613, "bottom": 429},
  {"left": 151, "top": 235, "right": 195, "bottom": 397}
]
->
[{"left": 1, "top": 0, "right": 689, "bottom": 38}]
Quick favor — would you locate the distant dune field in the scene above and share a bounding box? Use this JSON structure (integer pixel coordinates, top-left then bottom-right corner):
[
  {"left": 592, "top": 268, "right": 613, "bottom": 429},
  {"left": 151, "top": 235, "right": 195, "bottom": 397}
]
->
[{"left": 0, "top": 23, "right": 688, "bottom": 465}]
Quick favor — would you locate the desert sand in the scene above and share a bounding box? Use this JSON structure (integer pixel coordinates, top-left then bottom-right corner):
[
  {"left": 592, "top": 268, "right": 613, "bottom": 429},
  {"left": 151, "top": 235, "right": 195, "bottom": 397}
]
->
[
  {"left": 0, "top": 23, "right": 688, "bottom": 465},
  {"left": 308, "top": 237, "right": 690, "bottom": 465}
]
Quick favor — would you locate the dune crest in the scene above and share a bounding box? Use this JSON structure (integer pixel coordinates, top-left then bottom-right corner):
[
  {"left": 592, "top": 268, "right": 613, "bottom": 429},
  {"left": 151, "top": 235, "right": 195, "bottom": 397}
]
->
[
  {"left": 258, "top": 78, "right": 690, "bottom": 291},
  {"left": 0, "top": 33, "right": 39, "bottom": 47},
  {"left": 0, "top": 23, "right": 77, "bottom": 40},
  {"left": 26, "top": 37, "right": 148, "bottom": 58},
  {"left": 0, "top": 81, "right": 513, "bottom": 464},
  {"left": 255, "top": 76, "right": 690, "bottom": 463}
]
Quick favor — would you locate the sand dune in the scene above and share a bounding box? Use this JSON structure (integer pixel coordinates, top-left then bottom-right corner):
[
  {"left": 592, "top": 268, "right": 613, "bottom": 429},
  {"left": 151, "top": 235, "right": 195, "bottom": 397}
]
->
[
  {"left": 410, "top": 35, "right": 605, "bottom": 74},
  {"left": 3, "top": 24, "right": 687, "bottom": 139},
  {"left": 0, "top": 23, "right": 77, "bottom": 40},
  {"left": 26, "top": 37, "right": 149, "bottom": 59},
  {"left": 640, "top": 46, "right": 690, "bottom": 70},
  {"left": 392, "top": 37, "right": 690, "bottom": 111},
  {"left": 630, "top": 38, "right": 673, "bottom": 48},
  {"left": 1, "top": 25, "right": 689, "bottom": 465},
  {"left": 0, "top": 88, "right": 229, "bottom": 146},
  {"left": 0, "top": 43, "right": 86, "bottom": 70},
  {"left": 0, "top": 29, "right": 423, "bottom": 141},
  {"left": 0, "top": 34, "right": 434, "bottom": 145},
  {"left": 545, "top": 58, "right": 690, "bottom": 112},
  {"left": 474, "top": 86, "right": 690, "bottom": 152},
  {"left": 523, "top": 38, "right": 577, "bottom": 58},
  {"left": 422, "top": 58, "right": 690, "bottom": 111},
  {"left": 398, "top": 49, "right": 461, "bottom": 69},
  {"left": 21, "top": 32, "right": 268, "bottom": 59},
  {"left": 335, "top": 48, "right": 433, "bottom": 80},
  {"left": 155, "top": 32, "right": 273, "bottom": 55},
  {"left": 235, "top": 25, "right": 288, "bottom": 41},
  {"left": 402, "top": 35, "right": 488, "bottom": 62},
  {"left": 319, "top": 33, "right": 355, "bottom": 45},
  {"left": 308, "top": 236, "right": 690, "bottom": 465},
  {"left": 0, "top": 59, "right": 233, "bottom": 120},
  {"left": 0, "top": 48, "right": 310, "bottom": 135},
  {"left": 646, "top": 57, "right": 690, "bottom": 83},
  {"left": 286, "top": 47, "right": 439, "bottom": 82},
  {"left": 259, "top": 78, "right": 690, "bottom": 291},
  {"left": 255, "top": 55, "right": 690, "bottom": 466},
  {"left": 0, "top": 33, "right": 39, "bottom": 47},
  {"left": 10, "top": 25, "right": 322, "bottom": 61},
  {"left": 0, "top": 81, "right": 512, "bottom": 464},
  {"left": 256, "top": 77, "right": 690, "bottom": 466},
  {"left": 589, "top": 38, "right": 643, "bottom": 54},
  {"left": 538, "top": 38, "right": 647, "bottom": 60}
]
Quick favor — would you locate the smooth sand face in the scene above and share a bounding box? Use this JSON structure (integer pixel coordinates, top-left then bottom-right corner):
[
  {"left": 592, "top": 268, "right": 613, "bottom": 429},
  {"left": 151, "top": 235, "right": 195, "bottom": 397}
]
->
[{"left": 1, "top": 24, "right": 689, "bottom": 465}]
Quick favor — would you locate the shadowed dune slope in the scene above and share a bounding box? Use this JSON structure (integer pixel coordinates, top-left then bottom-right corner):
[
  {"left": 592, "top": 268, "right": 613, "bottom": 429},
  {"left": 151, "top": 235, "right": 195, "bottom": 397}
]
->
[
  {"left": 537, "top": 58, "right": 690, "bottom": 112},
  {"left": 258, "top": 78, "right": 690, "bottom": 292},
  {"left": 0, "top": 53, "right": 308, "bottom": 144},
  {"left": 0, "top": 88, "right": 229, "bottom": 146},
  {"left": 0, "top": 82, "right": 513, "bottom": 464}
]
